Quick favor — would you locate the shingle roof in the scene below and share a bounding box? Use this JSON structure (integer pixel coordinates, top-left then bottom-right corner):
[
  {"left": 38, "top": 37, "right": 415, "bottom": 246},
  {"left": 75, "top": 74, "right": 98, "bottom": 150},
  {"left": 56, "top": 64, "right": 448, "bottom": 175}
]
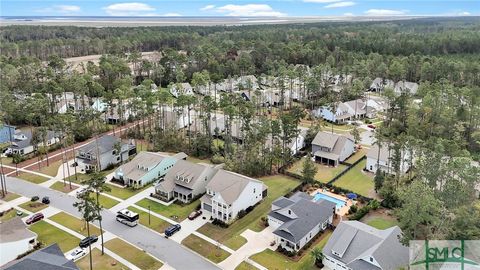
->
[
  {"left": 323, "top": 221, "right": 409, "bottom": 270},
  {"left": 312, "top": 131, "right": 339, "bottom": 150},
  {"left": 117, "top": 152, "right": 168, "bottom": 181},
  {"left": 207, "top": 170, "right": 264, "bottom": 205},
  {"left": 77, "top": 135, "right": 132, "bottom": 155},
  {"left": 366, "top": 144, "right": 391, "bottom": 162},
  {"left": 3, "top": 244, "right": 79, "bottom": 270},
  {"left": 0, "top": 217, "right": 37, "bottom": 243}
]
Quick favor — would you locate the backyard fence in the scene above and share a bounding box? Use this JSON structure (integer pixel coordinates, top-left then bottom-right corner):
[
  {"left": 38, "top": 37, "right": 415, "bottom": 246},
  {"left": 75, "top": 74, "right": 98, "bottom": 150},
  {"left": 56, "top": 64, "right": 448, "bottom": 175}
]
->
[{"left": 327, "top": 155, "right": 366, "bottom": 185}]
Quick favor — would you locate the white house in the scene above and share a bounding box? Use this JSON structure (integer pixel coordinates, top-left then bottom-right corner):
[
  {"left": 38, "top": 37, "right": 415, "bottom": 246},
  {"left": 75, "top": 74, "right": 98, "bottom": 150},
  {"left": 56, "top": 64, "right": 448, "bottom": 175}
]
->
[
  {"left": 201, "top": 169, "right": 267, "bottom": 223},
  {"left": 169, "top": 82, "right": 194, "bottom": 98},
  {"left": 394, "top": 81, "right": 419, "bottom": 95},
  {"left": 0, "top": 217, "right": 37, "bottom": 265},
  {"left": 6, "top": 130, "right": 60, "bottom": 156},
  {"left": 313, "top": 99, "right": 378, "bottom": 123},
  {"left": 322, "top": 221, "right": 409, "bottom": 270},
  {"left": 268, "top": 192, "right": 335, "bottom": 252},
  {"left": 369, "top": 78, "right": 395, "bottom": 92},
  {"left": 311, "top": 131, "right": 355, "bottom": 166},
  {"left": 365, "top": 144, "right": 412, "bottom": 175}
]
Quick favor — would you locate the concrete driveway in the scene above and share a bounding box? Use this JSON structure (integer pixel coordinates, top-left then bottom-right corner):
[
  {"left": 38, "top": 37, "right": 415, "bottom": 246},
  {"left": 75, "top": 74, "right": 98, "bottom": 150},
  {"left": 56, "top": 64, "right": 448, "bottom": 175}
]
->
[{"left": 5, "top": 176, "right": 220, "bottom": 270}]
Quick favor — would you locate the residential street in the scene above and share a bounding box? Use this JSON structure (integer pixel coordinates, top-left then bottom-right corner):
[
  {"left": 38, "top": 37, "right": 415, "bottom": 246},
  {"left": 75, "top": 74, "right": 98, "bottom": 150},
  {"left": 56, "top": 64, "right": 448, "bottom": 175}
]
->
[{"left": 5, "top": 176, "right": 221, "bottom": 270}]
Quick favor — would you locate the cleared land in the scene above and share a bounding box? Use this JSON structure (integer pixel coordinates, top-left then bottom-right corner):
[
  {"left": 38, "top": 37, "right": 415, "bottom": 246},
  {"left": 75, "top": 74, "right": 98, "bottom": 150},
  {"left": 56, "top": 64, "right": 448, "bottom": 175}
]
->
[
  {"left": 49, "top": 212, "right": 102, "bottom": 237},
  {"left": 197, "top": 175, "right": 301, "bottom": 250},
  {"left": 76, "top": 248, "right": 128, "bottom": 270},
  {"left": 105, "top": 238, "right": 163, "bottom": 270},
  {"left": 127, "top": 206, "right": 172, "bottom": 234},
  {"left": 135, "top": 198, "right": 200, "bottom": 222},
  {"left": 181, "top": 234, "right": 230, "bottom": 263},
  {"left": 334, "top": 159, "right": 374, "bottom": 197},
  {"left": 29, "top": 220, "right": 79, "bottom": 252}
]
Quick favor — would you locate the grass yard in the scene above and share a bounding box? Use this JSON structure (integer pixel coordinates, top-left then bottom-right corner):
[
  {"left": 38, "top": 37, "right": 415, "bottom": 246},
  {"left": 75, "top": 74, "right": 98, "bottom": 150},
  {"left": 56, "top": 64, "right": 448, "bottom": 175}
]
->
[
  {"left": 127, "top": 206, "right": 172, "bottom": 234},
  {"left": 251, "top": 231, "right": 332, "bottom": 270},
  {"left": 186, "top": 155, "right": 213, "bottom": 165},
  {"left": 334, "top": 159, "right": 374, "bottom": 197},
  {"left": 104, "top": 183, "right": 148, "bottom": 200},
  {"left": 17, "top": 173, "right": 50, "bottom": 184},
  {"left": 37, "top": 159, "right": 63, "bottom": 177},
  {"left": 344, "top": 149, "right": 367, "bottom": 164},
  {"left": 235, "top": 262, "right": 260, "bottom": 270},
  {"left": 49, "top": 212, "right": 102, "bottom": 237},
  {"left": 197, "top": 175, "right": 301, "bottom": 250},
  {"left": 0, "top": 191, "right": 20, "bottom": 201},
  {"left": 29, "top": 220, "right": 79, "bottom": 252},
  {"left": 0, "top": 208, "right": 26, "bottom": 222},
  {"left": 76, "top": 248, "right": 128, "bottom": 270},
  {"left": 92, "top": 193, "right": 120, "bottom": 209},
  {"left": 181, "top": 234, "right": 230, "bottom": 263},
  {"left": 18, "top": 201, "right": 49, "bottom": 213},
  {"left": 288, "top": 158, "right": 347, "bottom": 183},
  {"left": 64, "top": 173, "right": 90, "bottom": 184},
  {"left": 105, "top": 238, "right": 163, "bottom": 270},
  {"left": 50, "top": 181, "right": 79, "bottom": 193},
  {"left": 135, "top": 198, "right": 200, "bottom": 222},
  {"left": 366, "top": 218, "right": 399, "bottom": 230}
]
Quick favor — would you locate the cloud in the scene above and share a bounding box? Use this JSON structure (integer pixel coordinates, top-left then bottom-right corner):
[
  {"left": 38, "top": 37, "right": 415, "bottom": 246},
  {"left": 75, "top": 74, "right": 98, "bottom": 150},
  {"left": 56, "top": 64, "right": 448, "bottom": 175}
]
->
[
  {"left": 458, "top": 11, "right": 471, "bottom": 16},
  {"left": 303, "top": 0, "right": 342, "bottom": 3},
  {"left": 364, "top": 9, "right": 407, "bottom": 16},
  {"left": 200, "top": 5, "right": 216, "bottom": 11},
  {"left": 343, "top": 12, "right": 354, "bottom": 16},
  {"left": 36, "top": 5, "right": 81, "bottom": 14},
  {"left": 103, "top": 2, "right": 156, "bottom": 16},
  {"left": 163, "top": 13, "right": 181, "bottom": 17},
  {"left": 325, "top": 1, "right": 355, "bottom": 8},
  {"left": 214, "top": 4, "right": 286, "bottom": 17}
]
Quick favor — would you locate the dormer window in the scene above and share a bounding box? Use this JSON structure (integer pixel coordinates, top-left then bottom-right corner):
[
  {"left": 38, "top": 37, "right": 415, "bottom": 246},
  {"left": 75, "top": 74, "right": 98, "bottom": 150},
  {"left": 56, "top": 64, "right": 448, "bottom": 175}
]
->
[
  {"left": 369, "top": 257, "right": 374, "bottom": 262},
  {"left": 288, "top": 210, "right": 291, "bottom": 215}
]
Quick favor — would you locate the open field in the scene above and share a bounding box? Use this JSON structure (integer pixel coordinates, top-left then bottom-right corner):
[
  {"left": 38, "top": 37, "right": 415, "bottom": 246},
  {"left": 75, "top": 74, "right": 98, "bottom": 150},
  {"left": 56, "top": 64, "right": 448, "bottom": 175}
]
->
[
  {"left": 181, "top": 234, "right": 230, "bottom": 263},
  {"left": 29, "top": 220, "right": 79, "bottom": 252},
  {"left": 105, "top": 238, "right": 163, "bottom": 270},
  {"left": 76, "top": 248, "right": 128, "bottom": 270},
  {"left": 127, "top": 206, "right": 172, "bottom": 234},
  {"left": 334, "top": 159, "right": 374, "bottom": 197},
  {"left": 135, "top": 198, "right": 200, "bottom": 222},
  {"left": 49, "top": 212, "right": 102, "bottom": 237}
]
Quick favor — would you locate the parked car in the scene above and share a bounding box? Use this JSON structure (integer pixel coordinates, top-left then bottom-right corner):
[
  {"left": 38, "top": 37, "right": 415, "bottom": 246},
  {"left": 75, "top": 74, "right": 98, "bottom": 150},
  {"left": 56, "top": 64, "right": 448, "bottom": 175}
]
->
[
  {"left": 66, "top": 248, "right": 87, "bottom": 261},
  {"left": 188, "top": 210, "right": 202, "bottom": 220},
  {"left": 164, "top": 224, "right": 181, "bottom": 237},
  {"left": 79, "top": 235, "right": 98, "bottom": 248},
  {"left": 367, "top": 124, "right": 376, "bottom": 129},
  {"left": 25, "top": 213, "right": 44, "bottom": 225},
  {"left": 31, "top": 196, "right": 39, "bottom": 202},
  {"left": 42, "top": 196, "right": 50, "bottom": 204}
]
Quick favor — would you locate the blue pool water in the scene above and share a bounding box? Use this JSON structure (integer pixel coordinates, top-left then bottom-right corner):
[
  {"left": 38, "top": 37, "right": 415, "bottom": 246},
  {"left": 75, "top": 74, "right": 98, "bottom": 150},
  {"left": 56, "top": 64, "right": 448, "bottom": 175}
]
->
[{"left": 313, "top": 192, "right": 346, "bottom": 209}]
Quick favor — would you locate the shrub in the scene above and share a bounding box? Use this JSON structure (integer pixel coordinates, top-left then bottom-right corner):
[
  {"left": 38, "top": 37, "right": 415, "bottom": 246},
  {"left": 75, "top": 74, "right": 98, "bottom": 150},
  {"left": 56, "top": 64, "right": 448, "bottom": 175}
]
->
[
  {"left": 237, "top": 210, "right": 247, "bottom": 219},
  {"left": 348, "top": 205, "right": 358, "bottom": 214},
  {"left": 212, "top": 218, "right": 229, "bottom": 228}
]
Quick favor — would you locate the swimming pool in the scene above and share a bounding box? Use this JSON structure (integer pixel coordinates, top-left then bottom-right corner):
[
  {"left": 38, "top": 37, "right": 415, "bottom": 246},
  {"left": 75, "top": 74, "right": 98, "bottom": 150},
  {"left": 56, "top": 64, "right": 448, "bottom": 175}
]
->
[{"left": 313, "top": 192, "right": 347, "bottom": 209}]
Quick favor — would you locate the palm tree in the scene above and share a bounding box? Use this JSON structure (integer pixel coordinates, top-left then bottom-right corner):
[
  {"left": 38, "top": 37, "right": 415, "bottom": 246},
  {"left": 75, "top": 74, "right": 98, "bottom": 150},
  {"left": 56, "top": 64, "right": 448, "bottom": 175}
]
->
[
  {"left": 311, "top": 247, "right": 324, "bottom": 268},
  {"left": 74, "top": 188, "right": 99, "bottom": 270}
]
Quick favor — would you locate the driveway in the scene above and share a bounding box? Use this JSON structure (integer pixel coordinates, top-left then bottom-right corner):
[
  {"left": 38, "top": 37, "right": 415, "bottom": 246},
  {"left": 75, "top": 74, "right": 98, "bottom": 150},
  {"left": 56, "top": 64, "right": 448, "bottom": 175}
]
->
[{"left": 5, "top": 176, "right": 220, "bottom": 270}]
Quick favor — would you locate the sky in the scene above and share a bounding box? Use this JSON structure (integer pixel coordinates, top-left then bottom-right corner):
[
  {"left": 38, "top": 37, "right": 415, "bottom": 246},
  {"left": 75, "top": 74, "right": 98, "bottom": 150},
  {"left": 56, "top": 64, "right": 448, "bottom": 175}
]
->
[{"left": 1, "top": 0, "right": 478, "bottom": 17}]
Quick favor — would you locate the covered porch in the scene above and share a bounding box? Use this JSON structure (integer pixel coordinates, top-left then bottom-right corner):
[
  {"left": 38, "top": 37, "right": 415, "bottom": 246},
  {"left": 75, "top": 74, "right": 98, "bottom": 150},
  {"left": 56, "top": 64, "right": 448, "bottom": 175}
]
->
[
  {"left": 173, "top": 185, "right": 194, "bottom": 203},
  {"left": 313, "top": 151, "right": 339, "bottom": 167}
]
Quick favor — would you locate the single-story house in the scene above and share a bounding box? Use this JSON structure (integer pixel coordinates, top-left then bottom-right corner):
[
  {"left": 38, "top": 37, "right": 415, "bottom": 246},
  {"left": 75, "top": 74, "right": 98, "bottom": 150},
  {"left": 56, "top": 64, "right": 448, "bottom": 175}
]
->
[
  {"left": 75, "top": 135, "right": 136, "bottom": 172},
  {"left": 322, "top": 221, "right": 409, "bottom": 270},
  {"left": 113, "top": 152, "right": 186, "bottom": 188},
  {"left": 201, "top": 169, "right": 267, "bottom": 223},
  {"left": 0, "top": 217, "right": 37, "bottom": 266},
  {"left": 0, "top": 124, "right": 15, "bottom": 144},
  {"left": 268, "top": 192, "right": 335, "bottom": 252},
  {"left": 312, "top": 131, "right": 355, "bottom": 166},
  {"left": 155, "top": 159, "right": 219, "bottom": 203},
  {"left": 2, "top": 243, "right": 79, "bottom": 270},
  {"left": 6, "top": 130, "right": 60, "bottom": 156},
  {"left": 365, "top": 144, "right": 412, "bottom": 175}
]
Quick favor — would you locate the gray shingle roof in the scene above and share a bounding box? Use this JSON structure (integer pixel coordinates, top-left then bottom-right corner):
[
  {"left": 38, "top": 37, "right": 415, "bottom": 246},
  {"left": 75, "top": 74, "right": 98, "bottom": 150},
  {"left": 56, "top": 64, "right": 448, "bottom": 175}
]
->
[
  {"left": 323, "top": 221, "right": 409, "bottom": 270},
  {"left": 0, "top": 217, "right": 36, "bottom": 243},
  {"left": 117, "top": 152, "right": 168, "bottom": 182},
  {"left": 3, "top": 244, "right": 78, "bottom": 270},
  {"left": 77, "top": 135, "right": 133, "bottom": 155},
  {"left": 206, "top": 170, "right": 264, "bottom": 205}
]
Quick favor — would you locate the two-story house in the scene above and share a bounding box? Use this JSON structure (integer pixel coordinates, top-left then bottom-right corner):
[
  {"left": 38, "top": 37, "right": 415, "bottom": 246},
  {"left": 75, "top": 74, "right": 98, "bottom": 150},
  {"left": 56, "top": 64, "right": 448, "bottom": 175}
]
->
[
  {"left": 154, "top": 160, "right": 219, "bottom": 203},
  {"left": 314, "top": 99, "right": 378, "bottom": 123},
  {"left": 322, "top": 221, "right": 409, "bottom": 270},
  {"left": 312, "top": 131, "right": 355, "bottom": 166},
  {"left": 169, "top": 82, "right": 194, "bottom": 98},
  {"left": 75, "top": 135, "right": 136, "bottom": 172},
  {"left": 268, "top": 192, "right": 336, "bottom": 253},
  {"left": 113, "top": 152, "right": 187, "bottom": 188},
  {"left": 365, "top": 144, "right": 412, "bottom": 175},
  {"left": 369, "top": 78, "right": 395, "bottom": 92},
  {"left": 0, "top": 124, "right": 15, "bottom": 144},
  {"left": 6, "top": 130, "right": 60, "bottom": 156},
  {"left": 0, "top": 218, "right": 38, "bottom": 265},
  {"left": 201, "top": 169, "right": 268, "bottom": 223}
]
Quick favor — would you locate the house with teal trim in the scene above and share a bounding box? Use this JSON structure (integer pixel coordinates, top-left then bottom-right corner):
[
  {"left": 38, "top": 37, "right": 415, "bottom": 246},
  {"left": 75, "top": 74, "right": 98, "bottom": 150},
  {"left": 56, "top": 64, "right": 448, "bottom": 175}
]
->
[{"left": 113, "top": 152, "right": 187, "bottom": 188}]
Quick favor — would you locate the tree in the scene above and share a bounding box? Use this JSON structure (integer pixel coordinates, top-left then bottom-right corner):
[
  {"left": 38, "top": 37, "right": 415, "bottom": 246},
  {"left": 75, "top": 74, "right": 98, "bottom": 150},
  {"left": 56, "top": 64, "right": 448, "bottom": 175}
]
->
[
  {"left": 311, "top": 247, "right": 324, "bottom": 268},
  {"left": 350, "top": 126, "right": 361, "bottom": 144},
  {"left": 301, "top": 154, "right": 317, "bottom": 184},
  {"left": 73, "top": 189, "right": 99, "bottom": 270},
  {"left": 373, "top": 170, "right": 385, "bottom": 192}
]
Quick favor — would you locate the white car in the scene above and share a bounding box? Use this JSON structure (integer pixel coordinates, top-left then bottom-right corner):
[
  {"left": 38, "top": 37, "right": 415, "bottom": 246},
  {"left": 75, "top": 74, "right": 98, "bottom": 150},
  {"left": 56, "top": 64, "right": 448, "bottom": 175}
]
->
[{"left": 66, "top": 248, "right": 87, "bottom": 261}]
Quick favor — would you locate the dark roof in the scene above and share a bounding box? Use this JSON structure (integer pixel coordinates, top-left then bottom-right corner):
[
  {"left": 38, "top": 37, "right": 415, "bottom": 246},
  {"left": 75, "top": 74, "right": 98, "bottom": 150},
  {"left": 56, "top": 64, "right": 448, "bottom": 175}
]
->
[
  {"left": 77, "top": 135, "right": 133, "bottom": 155},
  {"left": 9, "top": 130, "right": 58, "bottom": 150},
  {"left": 3, "top": 244, "right": 79, "bottom": 270}
]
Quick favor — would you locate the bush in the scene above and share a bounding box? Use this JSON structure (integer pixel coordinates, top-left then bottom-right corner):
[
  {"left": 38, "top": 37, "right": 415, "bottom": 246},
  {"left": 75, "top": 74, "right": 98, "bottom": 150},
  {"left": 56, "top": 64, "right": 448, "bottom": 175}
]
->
[
  {"left": 210, "top": 154, "right": 225, "bottom": 164},
  {"left": 365, "top": 119, "right": 372, "bottom": 124},
  {"left": 348, "top": 205, "right": 358, "bottom": 214},
  {"left": 237, "top": 209, "right": 247, "bottom": 219},
  {"left": 212, "top": 218, "right": 229, "bottom": 228},
  {"left": 369, "top": 199, "right": 380, "bottom": 210}
]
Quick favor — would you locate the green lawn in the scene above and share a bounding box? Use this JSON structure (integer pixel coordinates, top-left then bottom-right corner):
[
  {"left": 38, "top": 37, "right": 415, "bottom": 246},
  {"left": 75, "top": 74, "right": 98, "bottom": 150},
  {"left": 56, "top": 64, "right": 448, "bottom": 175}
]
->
[
  {"left": 92, "top": 193, "right": 120, "bottom": 209},
  {"left": 18, "top": 201, "right": 49, "bottom": 213},
  {"left": 50, "top": 181, "right": 79, "bottom": 193},
  {"left": 251, "top": 231, "right": 332, "bottom": 270},
  {"left": 135, "top": 198, "right": 200, "bottom": 222},
  {"left": 104, "top": 183, "right": 148, "bottom": 200},
  {"left": 127, "top": 206, "right": 172, "bottom": 234},
  {"left": 0, "top": 208, "right": 26, "bottom": 222},
  {"left": 0, "top": 191, "right": 20, "bottom": 201},
  {"left": 37, "top": 159, "right": 64, "bottom": 177},
  {"left": 29, "top": 220, "right": 79, "bottom": 252},
  {"left": 76, "top": 248, "right": 128, "bottom": 270},
  {"left": 344, "top": 149, "right": 367, "bottom": 164},
  {"left": 334, "top": 159, "right": 374, "bottom": 197},
  {"left": 197, "top": 175, "right": 301, "bottom": 250},
  {"left": 186, "top": 155, "right": 213, "bottom": 165},
  {"left": 49, "top": 212, "right": 102, "bottom": 237},
  {"left": 17, "top": 173, "right": 50, "bottom": 184},
  {"left": 181, "top": 234, "right": 230, "bottom": 263},
  {"left": 366, "top": 217, "right": 399, "bottom": 230},
  {"left": 235, "top": 262, "right": 260, "bottom": 270},
  {"left": 64, "top": 173, "right": 90, "bottom": 184},
  {"left": 105, "top": 238, "right": 163, "bottom": 270},
  {"left": 288, "top": 158, "right": 347, "bottom": 183}
]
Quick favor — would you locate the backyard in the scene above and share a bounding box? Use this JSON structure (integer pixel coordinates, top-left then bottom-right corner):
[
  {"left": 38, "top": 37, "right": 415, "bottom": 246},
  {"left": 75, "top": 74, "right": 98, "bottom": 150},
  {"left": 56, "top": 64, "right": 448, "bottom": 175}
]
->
[
  {"left": 76, "top": 248, "right": 128, "bottom": 270},
  {"left": 49, "top": 212, "right": 102, "bottom": 237},
  {"left": 288, "top": 157, "right": 347, "bottom": 183},
  {"left": 18, "top": 201, "right": 49, "bottom": 213},
  {"left": 197, "top": 175, "right": 301, "bottom": 250},
  {"left": 127, "top": 206, "right": 173, "bottom": 234},
  {"left": 29, "top": 220, "right": 79, "bottom": 252},
  {"left": 181, "top": 234, "right": 231, "bottom": 263},
  {"left": 135, "top": 198, "right": 200, "bottom": 222},
  {"left": 333, "top": 159, "right": 374, "bottom": 197},
  {"left": 344, "top": 149, "right": 367, "bottom": 164},
  {"left": 105, "top": 238, "right": 163, "bottom": 270},
  {"left": 361, "top": 209, "right": 399, "bottom": 230}
]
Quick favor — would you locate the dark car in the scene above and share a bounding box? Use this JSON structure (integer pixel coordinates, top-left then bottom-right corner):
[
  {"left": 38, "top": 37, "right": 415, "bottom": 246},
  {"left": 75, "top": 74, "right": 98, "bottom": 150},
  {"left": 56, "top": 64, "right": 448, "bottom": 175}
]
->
[
  {"left": 367, "top": 124, "right": 376, "bottom": 129},
  {"left": 188, "top": 210, "right": 202, "bottom": 220},
  {"left": 79, "top": 235, "right": 98, "bottom": 248},
  {"left": 42, "top": 196, "right": 50, "bottom": 204},
  {"left": 164, "top": 224, "right": 181, "bottom": 237},
  {"left": 31, "top": 196, "right": 39, "bottom": 202},
  {"left": 26, "top": 213, "right": 44, "bottom": 225}
]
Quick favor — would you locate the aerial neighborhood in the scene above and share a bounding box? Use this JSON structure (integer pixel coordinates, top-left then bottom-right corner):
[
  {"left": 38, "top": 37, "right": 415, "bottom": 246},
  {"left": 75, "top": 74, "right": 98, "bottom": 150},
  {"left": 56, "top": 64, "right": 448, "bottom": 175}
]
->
[{"left": 1, "top": 12, "right": 479, "bottom": 270}]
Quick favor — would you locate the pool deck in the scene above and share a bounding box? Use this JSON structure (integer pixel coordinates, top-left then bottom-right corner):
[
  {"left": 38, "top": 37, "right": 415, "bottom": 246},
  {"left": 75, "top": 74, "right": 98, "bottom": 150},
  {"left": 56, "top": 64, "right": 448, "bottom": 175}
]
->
[{"left": 310, "top": 189, "right": 354, "bottom": 216}]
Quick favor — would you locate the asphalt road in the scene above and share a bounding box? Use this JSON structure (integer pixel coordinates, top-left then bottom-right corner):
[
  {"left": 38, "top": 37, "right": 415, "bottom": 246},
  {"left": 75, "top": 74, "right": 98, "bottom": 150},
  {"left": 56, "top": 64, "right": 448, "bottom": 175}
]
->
[{"left": 5, "top": 176, "right": 220, "bottom": 270}]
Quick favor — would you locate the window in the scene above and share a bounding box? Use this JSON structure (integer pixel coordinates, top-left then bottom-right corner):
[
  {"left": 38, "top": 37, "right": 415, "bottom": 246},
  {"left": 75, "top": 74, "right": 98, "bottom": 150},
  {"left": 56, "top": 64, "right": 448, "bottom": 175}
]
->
[
  {"left": 253, "top": 188, "right": 256, "bottom": 193},
  {"left": 369, "top": 257, "right": 373, "bottom": 262}
]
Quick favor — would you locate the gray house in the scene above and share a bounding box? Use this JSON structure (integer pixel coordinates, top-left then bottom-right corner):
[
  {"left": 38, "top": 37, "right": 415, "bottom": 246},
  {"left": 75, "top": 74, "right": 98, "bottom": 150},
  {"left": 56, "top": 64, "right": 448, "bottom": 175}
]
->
[
  {"left": 268, "top": 192, "right": 336, "bottom": 252},
  {"left": 311, "top": 131, "right": 355, "bottom": 166},
  {"left": 75, "top": 135, "right": 136, "bottom": 172},
  {"left": 2, "top": 243, "right": 79, "bottom": 270},
  {"left": 323, "top": 221, "right": 409, "bottom": 270}
]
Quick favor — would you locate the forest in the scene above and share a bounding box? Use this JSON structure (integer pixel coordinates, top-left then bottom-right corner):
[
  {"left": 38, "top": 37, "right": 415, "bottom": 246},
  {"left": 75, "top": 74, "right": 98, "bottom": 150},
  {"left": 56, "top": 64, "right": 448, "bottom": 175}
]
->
[{"left": 1, "top": 17, "right": 479, "bottom": 242}]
